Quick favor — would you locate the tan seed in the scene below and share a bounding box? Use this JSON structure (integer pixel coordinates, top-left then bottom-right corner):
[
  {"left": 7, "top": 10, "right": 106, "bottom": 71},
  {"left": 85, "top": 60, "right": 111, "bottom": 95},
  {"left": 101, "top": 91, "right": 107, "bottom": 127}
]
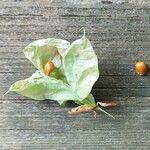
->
[
  {"left": 44, "top": 61, "right": 55, "bottom": 76},
  {"left": 135, "top": 61, "right": 148, "bottom": 76}
]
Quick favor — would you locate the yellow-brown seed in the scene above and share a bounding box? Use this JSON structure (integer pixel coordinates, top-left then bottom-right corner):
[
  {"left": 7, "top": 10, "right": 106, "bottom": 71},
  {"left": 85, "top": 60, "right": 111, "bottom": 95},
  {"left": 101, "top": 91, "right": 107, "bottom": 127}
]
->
[
  {"left": 135, "top": 61, "right": 148, "bottom": 76},
  {"left": 44, "top": 61, "right": 55, "bottom": 76}
]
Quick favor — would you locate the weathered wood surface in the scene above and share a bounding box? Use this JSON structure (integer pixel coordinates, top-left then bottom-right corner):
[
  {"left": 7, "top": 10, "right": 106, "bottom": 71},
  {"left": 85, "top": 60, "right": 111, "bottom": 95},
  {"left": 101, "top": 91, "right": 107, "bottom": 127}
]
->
[{"left": 0, "top": 0, "right": 150, "bottom": 149}]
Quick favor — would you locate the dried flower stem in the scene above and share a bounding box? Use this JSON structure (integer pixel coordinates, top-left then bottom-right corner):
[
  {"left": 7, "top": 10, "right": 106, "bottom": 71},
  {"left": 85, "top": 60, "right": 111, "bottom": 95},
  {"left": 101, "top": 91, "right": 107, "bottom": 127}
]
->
[{"left": 68, "top": 101, "right": 116, "bottom": 118}]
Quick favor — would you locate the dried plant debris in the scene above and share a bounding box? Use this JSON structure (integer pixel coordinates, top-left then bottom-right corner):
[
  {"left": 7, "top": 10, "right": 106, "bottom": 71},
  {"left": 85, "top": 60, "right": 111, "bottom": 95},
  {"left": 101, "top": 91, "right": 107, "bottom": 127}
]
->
[
  {"left": 5, "top": 28, "right": 116, "bottom": 118},
  {"left": 68, "top": 102, "right": 116, "bottom": 119}
]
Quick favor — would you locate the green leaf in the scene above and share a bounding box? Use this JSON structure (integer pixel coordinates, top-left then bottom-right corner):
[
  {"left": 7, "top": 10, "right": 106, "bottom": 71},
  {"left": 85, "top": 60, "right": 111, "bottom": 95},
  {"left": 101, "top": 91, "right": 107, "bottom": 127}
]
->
[
  {"left": 7, "top": 29, "right": 100, "bottom": 106},
  {"left": 9, "top": 71, "right": 75, "bottom": 105},
  {"left": 63, "top": 31, "right": 99, "bottom": 101},
  {"left": 76, "top": 93, "right": 96, "bottom": 105},
  {"left": 23, "top": 38, "right": 70, "bottom": 73},
  {"left": 81, "top": 93, "right": 96, "bottom": 105}
]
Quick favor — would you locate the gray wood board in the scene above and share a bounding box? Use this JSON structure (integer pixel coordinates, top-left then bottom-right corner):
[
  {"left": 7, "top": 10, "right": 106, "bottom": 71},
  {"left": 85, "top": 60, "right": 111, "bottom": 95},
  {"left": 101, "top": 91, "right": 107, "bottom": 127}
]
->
[{"left": 0, "top": 0, "right": 150, "bottom": 150}]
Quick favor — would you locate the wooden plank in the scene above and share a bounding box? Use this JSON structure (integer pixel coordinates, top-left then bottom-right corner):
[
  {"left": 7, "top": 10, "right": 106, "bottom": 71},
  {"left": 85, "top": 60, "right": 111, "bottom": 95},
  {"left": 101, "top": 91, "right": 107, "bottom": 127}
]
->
[
  {"left": 0, "top": 97, "right": 149, "bottom": 150},
  {"left": 1, "top": 46, "right": 150, "bottom": 63},
  {"left": 0, "top": 0, "right": 150, "bottom": 150},
  {"left": 0, "top": 0, "right": 150, "bottom": 8},
  {"left": 1, "top": 73, "right": 150, "bottom": 89},
  {"left": 0, "top": 62, "right": 140, "bottom": 75},
  {"left": 2, "top": 87, "right": 150, "bottom": 100}
]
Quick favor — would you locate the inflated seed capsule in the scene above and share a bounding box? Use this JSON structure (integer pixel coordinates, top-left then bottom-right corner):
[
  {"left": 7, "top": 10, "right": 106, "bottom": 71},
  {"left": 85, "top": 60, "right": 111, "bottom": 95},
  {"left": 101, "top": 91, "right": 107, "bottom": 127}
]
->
[
  {"left": 44, "top": 61, "right": 55, "bottom": 76},
  {"left": 135, "top": 61, "right": 148, "bottom": 76}
]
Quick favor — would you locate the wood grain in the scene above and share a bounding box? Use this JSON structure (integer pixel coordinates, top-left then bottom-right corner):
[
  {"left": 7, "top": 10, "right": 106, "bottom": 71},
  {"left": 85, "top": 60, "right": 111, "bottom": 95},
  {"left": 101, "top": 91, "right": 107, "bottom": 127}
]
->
[{"left": 0, "top": 0, "right": 150, "bottom": 150}]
